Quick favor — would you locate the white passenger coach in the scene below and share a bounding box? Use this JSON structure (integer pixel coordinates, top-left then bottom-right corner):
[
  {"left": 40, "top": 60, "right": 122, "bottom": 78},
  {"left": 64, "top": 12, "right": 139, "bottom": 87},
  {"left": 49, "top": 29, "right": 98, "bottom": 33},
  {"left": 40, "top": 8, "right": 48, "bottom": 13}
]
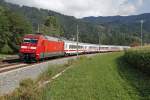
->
[{"left": 64, "top": 40, "right": 130, "bottom": 55}]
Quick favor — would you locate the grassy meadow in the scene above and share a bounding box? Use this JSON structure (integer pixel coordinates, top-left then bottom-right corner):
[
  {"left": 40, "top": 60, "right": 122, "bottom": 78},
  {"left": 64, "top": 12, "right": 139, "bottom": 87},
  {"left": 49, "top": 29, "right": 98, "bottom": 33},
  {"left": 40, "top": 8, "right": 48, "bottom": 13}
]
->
[
  {"left": 42, "top": 53, "right": 139, "bottom": 100},
  {"left": 2, "top": 52, "right": 150, "bottom": 100}
]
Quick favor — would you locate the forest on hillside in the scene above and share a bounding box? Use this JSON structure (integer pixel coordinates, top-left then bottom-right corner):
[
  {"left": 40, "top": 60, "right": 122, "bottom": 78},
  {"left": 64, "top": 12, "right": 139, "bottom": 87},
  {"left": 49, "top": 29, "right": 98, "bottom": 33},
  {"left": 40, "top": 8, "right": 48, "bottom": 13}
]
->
[{"left": 0, "top": 6, "right": 32, "bottom": 54}]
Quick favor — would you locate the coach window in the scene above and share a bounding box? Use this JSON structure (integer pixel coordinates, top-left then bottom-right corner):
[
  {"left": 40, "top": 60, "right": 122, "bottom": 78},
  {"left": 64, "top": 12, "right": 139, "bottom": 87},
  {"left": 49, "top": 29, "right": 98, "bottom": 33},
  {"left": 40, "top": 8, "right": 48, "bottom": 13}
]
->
[
  {"left": 69, "top": 45, "right": 72, "bottom": 49},
  {"left": 74, "top": 45, "right": 77, "bottom": 49},
  {"left": 69, "top": 45, "right": 76, "bottom": 49},
  {"left": 65, "top": 44, "right": 68, "bottom": 48}
]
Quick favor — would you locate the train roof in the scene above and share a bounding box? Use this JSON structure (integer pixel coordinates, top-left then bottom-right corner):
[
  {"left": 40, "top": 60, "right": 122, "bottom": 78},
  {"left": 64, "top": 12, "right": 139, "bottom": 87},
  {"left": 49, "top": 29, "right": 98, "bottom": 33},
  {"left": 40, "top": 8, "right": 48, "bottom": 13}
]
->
[
  {"left": 23, "top": 34, "right": 130, "bottom": 48},
  {"left": 44, "top": 36, "right": 61, "bottom": 41},
  {"left": 64, "top": 40, "right": 130, "bottom": 47},
  {"left": 24, "top": 34, "right": 41, "bottom": 39},
  {"left": 24, "top": 34, "right": 62, "bottom": 41}
]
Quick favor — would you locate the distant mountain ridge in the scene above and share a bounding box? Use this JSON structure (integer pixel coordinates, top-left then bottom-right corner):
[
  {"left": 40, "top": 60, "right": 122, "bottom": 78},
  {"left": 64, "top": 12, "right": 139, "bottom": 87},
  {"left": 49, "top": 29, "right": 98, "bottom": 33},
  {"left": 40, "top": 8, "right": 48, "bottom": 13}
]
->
[{"left": 83, "top": 13, "right": 150, "bottom": 25}]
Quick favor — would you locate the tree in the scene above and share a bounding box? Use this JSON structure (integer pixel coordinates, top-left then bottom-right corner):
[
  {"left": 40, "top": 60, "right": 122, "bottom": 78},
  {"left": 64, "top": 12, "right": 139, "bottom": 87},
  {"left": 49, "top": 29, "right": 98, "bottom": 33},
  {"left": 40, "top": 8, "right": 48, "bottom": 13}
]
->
[
  {"left": 0, "top": 6, "right": 33, "bottom": 54},
  {"left": 41, "top": 16, "right": 64, "bottom": 36},
  {"left": 7, "top": 11, "right": 33, "bottom": 52}
]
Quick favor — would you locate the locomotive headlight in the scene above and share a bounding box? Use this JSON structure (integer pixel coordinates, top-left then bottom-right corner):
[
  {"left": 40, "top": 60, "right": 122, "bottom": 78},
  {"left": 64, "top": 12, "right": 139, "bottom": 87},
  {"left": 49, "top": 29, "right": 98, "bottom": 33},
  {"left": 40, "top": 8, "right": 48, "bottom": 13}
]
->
[
  {"left": 21, "top": 46, "right": 27, "bottom": 49},
  {"left": 30, "top": 47, "right": 37, "bottom": 49}
]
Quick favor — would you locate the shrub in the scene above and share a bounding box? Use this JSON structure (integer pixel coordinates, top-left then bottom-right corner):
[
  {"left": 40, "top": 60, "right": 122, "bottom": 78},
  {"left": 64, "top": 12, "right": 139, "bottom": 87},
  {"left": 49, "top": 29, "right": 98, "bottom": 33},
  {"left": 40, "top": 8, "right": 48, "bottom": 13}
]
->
[
  {"left": 1, "top": 44, "right": 13, "bottom": 54},
  {"left": 123, "top": 46, "right": 150, "bottom": 74}
]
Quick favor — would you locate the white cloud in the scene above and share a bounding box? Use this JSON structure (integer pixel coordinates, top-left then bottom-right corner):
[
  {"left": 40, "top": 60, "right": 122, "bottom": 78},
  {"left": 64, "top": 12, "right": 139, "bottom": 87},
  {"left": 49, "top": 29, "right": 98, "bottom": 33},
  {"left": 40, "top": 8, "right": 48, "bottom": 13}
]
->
[
  {"left": 5, "top": 0, "right": 145, "bottom": 18},
  {"left": 116, "top": 0, "right": 145, "bottom": 16},
  {"left": 138, "top": 0, "right": 144, "bottom": 6},
  {"left": 117, "top": 0, "right": 136, "bottom": 15}
]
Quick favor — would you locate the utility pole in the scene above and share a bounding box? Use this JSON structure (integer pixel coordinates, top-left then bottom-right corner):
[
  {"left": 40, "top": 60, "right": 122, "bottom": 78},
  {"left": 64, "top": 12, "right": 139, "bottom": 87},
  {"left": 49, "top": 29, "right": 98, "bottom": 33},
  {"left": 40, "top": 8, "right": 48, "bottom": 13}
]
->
[
  {"left": 98, "top": 33, "right": 101, "bottom": 53},
  {"left": 140, "top": 20, "right": 144, "bottom": 47},
  {"left": 77, "top": 24, "right": 79, "bottom": 57},
  {"left": 37, "top": 24, "right": 40, "bottom": 33}
]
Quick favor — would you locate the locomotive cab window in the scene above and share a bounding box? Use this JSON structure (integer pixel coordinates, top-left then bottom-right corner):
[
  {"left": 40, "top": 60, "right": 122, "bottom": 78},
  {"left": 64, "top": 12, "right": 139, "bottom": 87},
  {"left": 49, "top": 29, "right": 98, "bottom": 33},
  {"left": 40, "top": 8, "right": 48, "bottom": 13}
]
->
[{"left": 23, "top": 38, "right": 38, "bottom": 44}]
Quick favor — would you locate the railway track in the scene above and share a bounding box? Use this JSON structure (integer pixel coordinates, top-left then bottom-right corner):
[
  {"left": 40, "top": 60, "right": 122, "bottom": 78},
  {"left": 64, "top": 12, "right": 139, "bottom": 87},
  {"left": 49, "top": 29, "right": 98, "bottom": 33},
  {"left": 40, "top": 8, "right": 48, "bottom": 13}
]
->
[
  {"left": 0, "top": 63, "right": 29, "bottom": 73},
  {"left": 0, "top": 55, "right": 77, "bottom": 73},
  {"left": 0, "top": 53, "right": 105, "bottom": 74},
  {"left": 0, "top": 56, "right": 70, "bottom": 73},
  {"left": 0, "top": 55, "right": 29, "bottom": 73},
  {"left": 0, "top": 55, "right": 62, "bottom": 73}
]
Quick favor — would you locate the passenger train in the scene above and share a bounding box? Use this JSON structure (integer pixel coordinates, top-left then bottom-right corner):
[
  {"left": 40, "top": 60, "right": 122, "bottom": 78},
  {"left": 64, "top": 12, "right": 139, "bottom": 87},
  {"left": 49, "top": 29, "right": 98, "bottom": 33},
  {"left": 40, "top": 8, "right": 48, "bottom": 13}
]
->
[{"left": 19, "top": 34, "right": 130, "bottom": 61}]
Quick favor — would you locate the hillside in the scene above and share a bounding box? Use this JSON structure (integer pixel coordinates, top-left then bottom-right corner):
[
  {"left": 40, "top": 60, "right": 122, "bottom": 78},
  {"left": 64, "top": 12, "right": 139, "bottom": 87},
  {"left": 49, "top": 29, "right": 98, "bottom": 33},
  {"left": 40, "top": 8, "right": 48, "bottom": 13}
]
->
[
  {"left": 0, "top": 0, "right": 150, "bottom": 47},
  {"left": 82, "top": 14, "right": 150, "bottom": 44},
  {"left": 0, "top": 0, "right": 99, "bottom": 44}
]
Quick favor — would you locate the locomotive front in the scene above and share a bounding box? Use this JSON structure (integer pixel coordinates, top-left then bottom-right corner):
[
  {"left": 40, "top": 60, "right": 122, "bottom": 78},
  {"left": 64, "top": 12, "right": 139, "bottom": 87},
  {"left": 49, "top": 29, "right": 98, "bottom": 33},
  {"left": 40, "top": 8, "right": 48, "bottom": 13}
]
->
[{"left": 19, "top": 34, "right": 40, "bottom": 61}]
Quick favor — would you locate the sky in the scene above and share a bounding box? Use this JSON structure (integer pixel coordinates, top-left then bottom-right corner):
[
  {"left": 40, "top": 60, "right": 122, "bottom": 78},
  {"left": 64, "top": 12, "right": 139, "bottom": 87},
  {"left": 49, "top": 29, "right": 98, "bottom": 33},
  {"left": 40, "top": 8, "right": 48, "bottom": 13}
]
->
[{"left": 5, "top": 0, "right": 150, "bottom": 18}]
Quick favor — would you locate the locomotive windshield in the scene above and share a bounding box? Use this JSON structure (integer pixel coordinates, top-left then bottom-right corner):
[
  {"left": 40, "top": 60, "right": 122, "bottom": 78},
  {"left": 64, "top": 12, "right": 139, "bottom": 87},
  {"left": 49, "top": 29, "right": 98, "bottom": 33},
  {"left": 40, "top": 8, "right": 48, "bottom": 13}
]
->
[{"left": 23, "top": 38, "right": 38, "bottom": 44}]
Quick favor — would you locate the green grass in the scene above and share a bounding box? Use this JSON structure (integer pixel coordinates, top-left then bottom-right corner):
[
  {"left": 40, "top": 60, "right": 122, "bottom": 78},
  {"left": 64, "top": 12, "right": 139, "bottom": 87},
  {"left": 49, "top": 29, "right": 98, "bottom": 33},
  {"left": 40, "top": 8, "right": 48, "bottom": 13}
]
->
[
  {"left": 37, "top": 59, "right": 75, "bottom": 83},
  {"left": 0, "top": 54, "right": 12, "bottom": 59},
  {"left": 41, "top": 53, "right": 142, "bottom": 100},
  {"left": 3, "top": 52, "right": 150, "bottom": 100}
]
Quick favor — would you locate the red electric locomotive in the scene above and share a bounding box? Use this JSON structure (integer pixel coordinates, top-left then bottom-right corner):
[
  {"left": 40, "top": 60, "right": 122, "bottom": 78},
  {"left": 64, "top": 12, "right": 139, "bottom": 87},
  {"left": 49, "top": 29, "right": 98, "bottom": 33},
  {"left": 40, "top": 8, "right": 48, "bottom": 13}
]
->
[{"left": 19, "top": 34, "right": 64, "bottom": 61}]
